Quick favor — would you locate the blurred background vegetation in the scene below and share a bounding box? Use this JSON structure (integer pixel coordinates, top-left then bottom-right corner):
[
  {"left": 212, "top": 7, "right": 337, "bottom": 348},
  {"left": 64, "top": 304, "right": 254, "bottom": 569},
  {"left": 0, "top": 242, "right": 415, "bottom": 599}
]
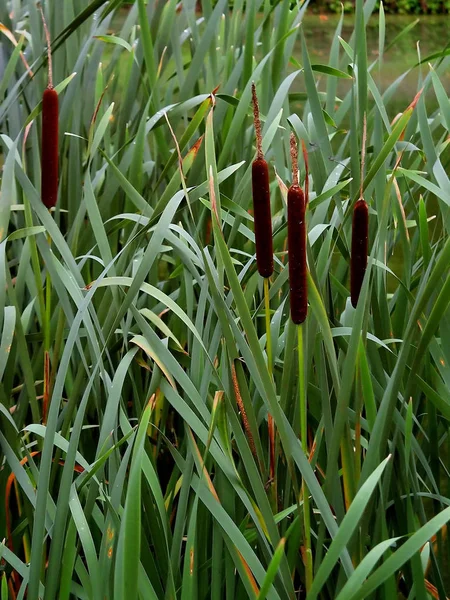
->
[{"left": 122, "top": 0, "right": 450, "bottom": 14}]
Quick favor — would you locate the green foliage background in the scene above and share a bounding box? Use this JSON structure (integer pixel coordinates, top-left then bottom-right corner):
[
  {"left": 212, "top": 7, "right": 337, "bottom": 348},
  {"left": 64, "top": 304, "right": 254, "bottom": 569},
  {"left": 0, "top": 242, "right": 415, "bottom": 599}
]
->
[
  {"left": 124, "top": 0, "right": 450, "bottom": 14},
  {"left": 1, "top": 0, "right": 450, "bottom": 599},
  {"left": 312, "top": 0, "right": 450, "bottom": 14}
]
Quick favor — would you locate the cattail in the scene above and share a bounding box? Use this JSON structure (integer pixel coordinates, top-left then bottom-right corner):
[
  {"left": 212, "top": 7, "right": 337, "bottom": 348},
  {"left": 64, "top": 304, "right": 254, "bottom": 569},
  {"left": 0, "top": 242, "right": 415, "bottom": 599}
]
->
[
  {"left": 350, "top": 114, "right": 368, "bottom": 308},
  {"left": 41, "top": 88, "right": 59, "bottom": 208},
  {"left": 287, "top": 134, "right": 307, "bottom": 324},
  {"left": 39, "top": 3, "right": 59, "bottom": 209},
  {"left": 251, "top": 83, "right": 273, "bottom": 278},
  {"left": 350, "top": 199, "right": 368, "bottom": 307}
]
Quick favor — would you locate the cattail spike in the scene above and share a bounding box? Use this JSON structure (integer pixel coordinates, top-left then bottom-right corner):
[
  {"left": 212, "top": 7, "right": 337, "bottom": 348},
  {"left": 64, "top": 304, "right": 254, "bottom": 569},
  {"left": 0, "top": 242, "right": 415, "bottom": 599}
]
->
[
  {"left": 252, "top": 159, "right": 273, "bottom": 277},
  {"left": 287, "top": 133, "right": 307, "bottom": 324},
  {"left": 38, "top": 2, "right": 53, "bottom": 89},
  {"left": 251, "top": 82, "right": 263, "bottom": 160},
  {"left": 287, "top": 184, "right": 307, "bottom": 324},
  {"left": 38, "top": 3, "right": 59, "bottom": 209},
  {"left": 350, "top": 198, "right": 369, "bottom": 307},
  {"left": 290, "top": 132, "right": 299, "bottom": 187},
  {"left": 41, "top": 88, "right": 59, "bottom": 208},
  {"left": 251, "top": 85, "right": 273, "bottom": 278},
  {"left": 360, "top": 113, "right": 367, "bottom": 200}
]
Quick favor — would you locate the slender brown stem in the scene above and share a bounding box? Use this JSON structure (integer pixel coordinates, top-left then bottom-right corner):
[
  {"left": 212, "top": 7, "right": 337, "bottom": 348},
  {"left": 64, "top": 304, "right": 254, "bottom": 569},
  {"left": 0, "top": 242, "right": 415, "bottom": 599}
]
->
[
  {"left": 251, "top": 82, "right": 264, "bottom": 160},
  {"left": 38, "top": 2, "right": 53, "bottom": 89},
  {"left": 360, "top": 112, "right": 367, "bottom": 200},
  {"left": 290, "top": 132, "right": 299, "bottom": 186},
  {"left": 301, "top": 139, "right": 309, "bottom": 205}
]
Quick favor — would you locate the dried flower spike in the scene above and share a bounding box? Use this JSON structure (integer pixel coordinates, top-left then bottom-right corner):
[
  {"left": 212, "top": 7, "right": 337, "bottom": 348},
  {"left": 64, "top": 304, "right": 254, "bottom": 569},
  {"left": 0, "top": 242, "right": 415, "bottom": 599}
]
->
[
  {"left": 251, "top": 83, "right": 273, "bottom": 278},
  {"left": 288, "top": 133, "right": 307, "bottom": 324},
  {"left": 39, "top": 3, "right": 59, "bottom": 209}
]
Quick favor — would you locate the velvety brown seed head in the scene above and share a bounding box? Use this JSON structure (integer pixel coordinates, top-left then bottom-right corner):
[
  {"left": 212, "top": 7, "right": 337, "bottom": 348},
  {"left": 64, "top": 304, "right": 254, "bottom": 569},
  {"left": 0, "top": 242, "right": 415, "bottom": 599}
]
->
[
  {"left": 350, "top": 198, "right": 369, "bottom": 308},
  {"left": 41, "top": 87, "right": 59, "bottom": 209},
  {"left": 287, "top": 184, "right": 307, "bottom": 324},
  {"left": 252, "top": 158, "right": 273, "bottom": 278}
]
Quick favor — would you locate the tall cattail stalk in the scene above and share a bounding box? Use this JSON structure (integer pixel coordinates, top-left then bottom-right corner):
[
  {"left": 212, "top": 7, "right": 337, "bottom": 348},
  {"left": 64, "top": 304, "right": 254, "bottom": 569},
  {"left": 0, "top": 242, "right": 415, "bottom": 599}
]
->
[
  {"left": 350, "top": 114, "right": 369, "bottom": 308},
  {"left": 288, "top": 133, "right": 313, "bottom": 591},
  {"left": 251, "top": 83, "right": 276, "bottom": 505},
  {"left": 352, "top": 118, "right": 369, "bottom": 560},
  {"left": 39, "top": 3, "right": 58, "bottom": 424}
]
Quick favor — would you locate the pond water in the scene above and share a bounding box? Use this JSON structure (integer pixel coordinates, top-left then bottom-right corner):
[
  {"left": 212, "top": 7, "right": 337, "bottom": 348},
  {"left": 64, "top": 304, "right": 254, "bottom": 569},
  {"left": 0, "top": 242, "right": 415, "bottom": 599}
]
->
[
  {"left": 300, "top": 14, "right": 450, "bottom": 116},
  {"left": 110, "top": 9, "right": 449, "bottom": 116}
]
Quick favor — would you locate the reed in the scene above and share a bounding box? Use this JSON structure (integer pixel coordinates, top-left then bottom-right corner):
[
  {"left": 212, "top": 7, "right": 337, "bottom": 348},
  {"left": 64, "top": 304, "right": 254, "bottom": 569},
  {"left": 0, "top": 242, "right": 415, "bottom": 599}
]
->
[
  {"left": 38, "top": 3, "right": 58, "bottom": 425},
  {"left": 287, "top": 133, "right": 313, "bottom": 589},
  {"left": 251, "top": 83, "right": 276, "bottom": 506}
]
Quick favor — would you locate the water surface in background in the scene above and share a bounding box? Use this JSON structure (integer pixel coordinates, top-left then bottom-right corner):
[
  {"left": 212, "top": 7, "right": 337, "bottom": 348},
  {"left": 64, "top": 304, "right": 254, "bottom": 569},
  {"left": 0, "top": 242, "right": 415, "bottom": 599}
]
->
[{"left": 300, "top": 14, "right": 450, "bottom": 116}]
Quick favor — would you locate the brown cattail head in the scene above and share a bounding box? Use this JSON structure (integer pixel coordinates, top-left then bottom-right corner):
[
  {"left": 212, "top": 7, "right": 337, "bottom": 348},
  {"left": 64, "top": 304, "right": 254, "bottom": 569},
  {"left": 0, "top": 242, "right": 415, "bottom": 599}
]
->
[
  {"left": 252, "top": 159, "right": 273, "bottom": 277},
  {"left": 350, "top": 198, "right": 369, "bottom": 308},
  {"left": 251, "top": 83, "right": 273, "bottom": 278},
  {"left": 288, "top": 134, "right": 307, "bottom": 324},
  {"left": 41, "top": 87, "right": 59, "bottom": 209},
  {"left": 39, "top": 2, "right": 59, "bottom": 209},
  {"left": 287, "top": 184, "right": 307, "bottom": 324}
]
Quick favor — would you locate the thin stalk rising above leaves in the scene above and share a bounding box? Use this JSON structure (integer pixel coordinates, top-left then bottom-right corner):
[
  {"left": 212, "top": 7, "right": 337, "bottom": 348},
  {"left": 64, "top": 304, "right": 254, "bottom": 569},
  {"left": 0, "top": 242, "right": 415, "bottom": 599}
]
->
[{"left": 39, "top": 3, "right": 59, "bottom": 209}]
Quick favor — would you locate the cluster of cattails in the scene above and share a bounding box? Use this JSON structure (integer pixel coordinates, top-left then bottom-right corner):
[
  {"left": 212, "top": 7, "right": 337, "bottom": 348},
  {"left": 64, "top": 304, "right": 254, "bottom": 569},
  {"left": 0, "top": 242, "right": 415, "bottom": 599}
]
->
[
  {"left": 39, "top": 3, "right": 59, "bottom": 210},
  {"left": 251, "top": 84, "right": 309, "bottom": 324},
  {"left": 250, "top": 85, "right": 369, "bottom": 315}
]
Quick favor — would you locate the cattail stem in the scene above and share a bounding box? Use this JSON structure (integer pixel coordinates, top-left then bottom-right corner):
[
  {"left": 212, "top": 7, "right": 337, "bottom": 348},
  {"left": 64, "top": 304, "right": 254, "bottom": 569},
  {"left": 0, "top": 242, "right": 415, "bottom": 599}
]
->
[
  {"left": 264, "top": 277, "right": 276, "bottom": 506},
  {"left": 298, "top": 324, "right": 313, "bottom": 591},
  {"left": 43, "top": 233, "right": 52, "bottom": 423},
  {"left": 301, "top": 139, "right": 309, "bottom": 206},
  {"left": 38, "top": 2, "right": 53, "bottom": 89},
  {"left": 360, "top": 113, "right": 367, "bottom": 200},
  {"left": 263, "top": 278, "right": 273, "bottom": 378}
]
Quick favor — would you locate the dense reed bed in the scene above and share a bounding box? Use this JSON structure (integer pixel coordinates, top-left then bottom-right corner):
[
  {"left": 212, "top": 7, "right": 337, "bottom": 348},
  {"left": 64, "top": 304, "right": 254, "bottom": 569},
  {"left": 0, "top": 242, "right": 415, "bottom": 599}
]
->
[{"left": 1, "top": 1, "right": 450, "bottom": 598}]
